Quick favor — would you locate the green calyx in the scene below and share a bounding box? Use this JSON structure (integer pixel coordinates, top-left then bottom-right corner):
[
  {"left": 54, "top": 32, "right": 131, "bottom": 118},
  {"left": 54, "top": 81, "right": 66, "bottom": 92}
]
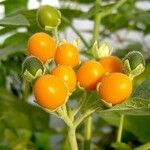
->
[
  {"left": 22, "top": 56, "right": 44, "bottom": 81},
  {"left": 123, "top": 51, "right": 145, "bottom": 79},
  {"left": 91, "top": 41, "right": 112, "bottom": 59},
  {"left": 37, "top": 5, "right": 61, "bottom": 31}
]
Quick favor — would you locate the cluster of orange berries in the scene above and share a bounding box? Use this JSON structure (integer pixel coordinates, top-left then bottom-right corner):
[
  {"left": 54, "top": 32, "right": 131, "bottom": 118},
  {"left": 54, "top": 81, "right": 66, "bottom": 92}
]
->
[{"left": 24, "top": 32, "right": 132, "bottom": 110}]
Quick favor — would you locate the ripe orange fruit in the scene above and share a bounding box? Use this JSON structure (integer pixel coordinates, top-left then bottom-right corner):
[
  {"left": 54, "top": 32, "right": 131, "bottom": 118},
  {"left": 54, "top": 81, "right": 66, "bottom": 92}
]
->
[
  {"left": 98, "top": 73, "right": 132, "bottom": 105},
  {"left": 54, "top": 43, "right": 80, "bottom": 68},
  {"left": 33, "top": 75, "right": 68, "bottom": 110},
  {"left": 28, "top": 32, "right": 56, "bottom": 62},
  {"left": 52, "top": 65, "right": 77, "bottom": 92},
  {"left": 99, "top": 56, "right": 123, "bottom": 74},
  {"left": 77, "top": 60, "right": 105, "bottom": 90}
]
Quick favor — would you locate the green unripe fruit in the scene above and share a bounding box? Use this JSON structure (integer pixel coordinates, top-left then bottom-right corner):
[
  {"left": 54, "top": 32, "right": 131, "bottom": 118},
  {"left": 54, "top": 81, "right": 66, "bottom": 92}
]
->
[
  {"left": 22, "top": 56, "right": 44, "bottom": 81},
  {"left": 123, "top": 51, "right": 145, "bottom": 79},
  {"left": 37, "top": 5, "right": 61, "bottom": 30}
]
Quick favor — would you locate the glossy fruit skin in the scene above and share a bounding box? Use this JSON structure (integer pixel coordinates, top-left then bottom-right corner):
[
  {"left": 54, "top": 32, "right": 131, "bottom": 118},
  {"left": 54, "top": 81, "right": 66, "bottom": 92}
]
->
[
  {"left": 99, "top": 73, "right": 132, "bottom": 105},
  {"left": 33, "top": 75, "right": 68, "bottom": 110},
  {"left": 37, "top": 5, "right": 61, "bottom": 29},
  {"left": 99, "top": 56, "right": 123, "bottom": 74},
  {"left": 55, "top": 43, "right": 80, "bottom": 68},
  {"left": 77, "top": 60, "right": 105, "bottom": 90},
  {"left": 28, "top": 32, "right": 56, "bottom": 62},
  {"left": 52, "top": 65, "right": 77, "bottom": 92}
]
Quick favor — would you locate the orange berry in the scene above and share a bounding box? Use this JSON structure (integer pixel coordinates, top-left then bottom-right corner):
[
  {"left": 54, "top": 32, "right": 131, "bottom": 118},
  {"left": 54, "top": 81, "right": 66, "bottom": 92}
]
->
[
  {"left": 77, "top": 60, "right": 105, "bottom": 90},
  {"left": 52, "top": 65, "right": 77, "bottom": 92},
  {"left": 33, "top": 75, "right": 68, "bottom": 110},
  {"left": 99, "top": 56, "right": 123, "bottom": 74},
  {"left": 55, "top": 43, "right": 80, "bottom": 68},
  {"left": 28, "top": 32, "right": 56, "bottom": 62},
  {"left": 98, "top": 73, "right": 132, "bottom": 105}
]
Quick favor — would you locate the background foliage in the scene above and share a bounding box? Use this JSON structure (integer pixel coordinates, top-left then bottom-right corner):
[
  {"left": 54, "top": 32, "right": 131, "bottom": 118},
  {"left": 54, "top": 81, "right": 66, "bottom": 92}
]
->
[{"left": 0, "top": 0, "right": 150, "bottom": 149}]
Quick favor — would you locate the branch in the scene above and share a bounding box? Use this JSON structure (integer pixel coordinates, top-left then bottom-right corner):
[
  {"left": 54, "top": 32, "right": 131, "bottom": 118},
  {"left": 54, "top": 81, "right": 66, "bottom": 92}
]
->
[
  {"left": 74, "top": 110, "right": 95, "bottom": 128},
  {"left": 101, "top": 0, "right": 127, "bottom": 18},
  {"left": 56, "top": 106, "right": 73, "bottom": 127}
]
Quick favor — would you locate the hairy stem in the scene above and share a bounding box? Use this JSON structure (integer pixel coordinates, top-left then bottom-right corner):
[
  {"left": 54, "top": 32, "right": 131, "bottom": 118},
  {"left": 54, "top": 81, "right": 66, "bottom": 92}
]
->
[
  {"left": 53, "top": 27, "right": 59, "bottom": 44},
  {"left": 92, "top": 13, "right": 101, "bottom": 45},
  {"left": 84, "top": 116, "right": 92, "bottom": 150},
  {"left": 68, "top": 127, "right": 78, "bottom": 150},
  {"left": 117, "top": 115, "right": 124, "bottom": 143},
  {"left": 56, "top": 105, "right": 79, "bottom": 150},
  {"left": 22, "top": 80, "right": 30, "bottom": 101}
]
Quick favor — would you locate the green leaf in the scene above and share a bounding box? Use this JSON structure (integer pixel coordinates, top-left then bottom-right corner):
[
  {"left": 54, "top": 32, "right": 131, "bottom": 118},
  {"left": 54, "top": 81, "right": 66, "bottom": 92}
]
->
[
  {"left": 60, "top": 8, "right": 82, "bottom": 19},
  {"left": 4, "top": 0, "right": 28, "bottom": 15},
  {"left": 101, "top": 0, "right": 141, "bottom": 32},
  {"left": 60, "top": 9, "right": 83, "bottom": 30},
  {"left": 133, "top": 78, "right": 150, "bottom": 99},
  {"left": 0, "top": 14, "right": 30, "bottom": 26},
  {"left": 0, "top": 145, "right": 10, "bottom": 150},
  {"left": 0, "top": 89, "right": 18, "bottom": 101},
  {"left": 134, "top": 61, "right": 150, "bottom": 86},
  {"left": 80, "top": 91, "right": 106, "bottom": 114},
  {"left": 81, "top": 2, "right": 105, "bottom": 19},
  {"left": 112, "top": 142, "right": 132, "bottom": 150},
  {"left": 100, "top": 78, "right": 150, "bottom": 142},
  {"left": 101, "top": 115, "right": 150, "bottom": 143},
  {"left": 33, "top": 133, "right": 52, "bottom": 150},
  {"left": 0, "top": 88, "right": 49, "bottom": 132},
  {"left": 99, "top": 97, "right": 150, "bottom": 116},
  {"left": 133, "top": 11, "right": 150, "bottom": 25},
  {"left": 0, "top": 27, "right": 16, "bottom": 35},
  {"left": 21, "top": 9, "right": 40, "bottom": 33},
  {"left": 0, "top": 44, "right": 26, "bottom": 60},
  {"left": 82, "top": 0, "right": 126, "bottom": 19},
  {"left": 134, "top": 143, "right": 150, "bottom": 150},
  {"left": 63, "top": 0, "right": 93, "bottom": 3},
  {"left": 2, "top": 32, "right": 29, "bottom": 47}
]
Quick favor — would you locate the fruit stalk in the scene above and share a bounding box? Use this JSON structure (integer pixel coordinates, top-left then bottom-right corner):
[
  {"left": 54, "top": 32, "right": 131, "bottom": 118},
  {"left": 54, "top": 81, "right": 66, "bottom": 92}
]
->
[
  {"left": 53, "top": 27, "right": 59, "bottom": 44},
  {"left": 117, "top": 115, "right": 124, "bottom": 143}
]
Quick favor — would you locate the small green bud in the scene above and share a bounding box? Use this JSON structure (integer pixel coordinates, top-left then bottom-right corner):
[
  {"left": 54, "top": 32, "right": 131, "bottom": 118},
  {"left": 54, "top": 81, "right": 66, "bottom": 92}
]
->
[
  {"left": 37, "top": 5, "right": 61, "bottom": 31},
  {"left": 22, "top": 56, "right": 44, "bottom": 81},
  {"left": 123, "top": 51, "right": 145, "bottom": 79},
  {"left": 91, "top": 41, "right": 112, "bottom": 59}
]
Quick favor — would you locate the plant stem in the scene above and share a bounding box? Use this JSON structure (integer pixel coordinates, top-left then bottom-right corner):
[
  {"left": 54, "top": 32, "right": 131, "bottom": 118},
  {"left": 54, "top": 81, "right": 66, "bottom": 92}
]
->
[
  {"left": 68, "top": 127, "right": 78, "bottom": 150},
  {"left": 101, "top": 0, "right": 127, "bottom": 18},
  {"left": 92, "top": 0, "right": 102, "bottom": 45},
  {"left": 92, "top": 14, "right": 101, "bottom": 45},
  {"left": 117, "top": 115, "right": 124, "bottom": 143},
  {"left": 22, "top": 80, "right": 30, "bottom": 101},
  {"left": 53, "top": 27, "right": 59, "bottom": 44},
  {"left": 56, "top": 106, "right": 79, "bottom": 149},
  {"left": 84, "top": 116, "right": 92, "bottom": 150}
]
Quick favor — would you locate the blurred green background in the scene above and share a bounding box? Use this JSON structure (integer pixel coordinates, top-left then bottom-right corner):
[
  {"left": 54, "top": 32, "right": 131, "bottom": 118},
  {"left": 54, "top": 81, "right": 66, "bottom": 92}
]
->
[{"left": 0, "top": 0, "right": 150, "bottom": 149}]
